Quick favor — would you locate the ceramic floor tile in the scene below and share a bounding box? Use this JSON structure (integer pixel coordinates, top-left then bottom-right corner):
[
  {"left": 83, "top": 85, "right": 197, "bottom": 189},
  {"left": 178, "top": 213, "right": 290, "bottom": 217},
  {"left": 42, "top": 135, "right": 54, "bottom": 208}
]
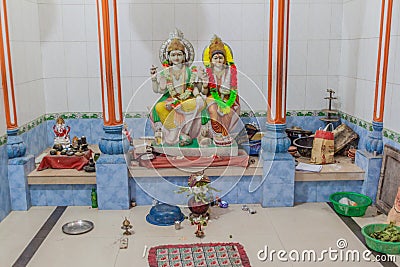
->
[
  {"left": 0, "top": 206, "right": 55, "bottom": 267},
  {"left": 1, "top": 203, "right": 399, "bottom": 267},
  {"left": 27, "top": 236, "right": 121, "bottom": 267}
]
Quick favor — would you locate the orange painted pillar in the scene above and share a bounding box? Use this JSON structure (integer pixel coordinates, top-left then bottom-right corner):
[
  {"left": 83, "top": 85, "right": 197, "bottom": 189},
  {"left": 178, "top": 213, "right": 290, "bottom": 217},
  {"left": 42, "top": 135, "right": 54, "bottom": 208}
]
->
[
  {"left": 259, "top": 0, "right": 294, "bottom": 208},
  {"left": 366, "top": 0, "right": 393, "bottom": 154},
  {"left": 267, "top": 0, "right": 289, "bottom": 125},
  {"left": 0, "top": 0, "right": 26, "bottom": 158},
  {"left": 96, "top": 0, "right": 128, "bottom": 155},
  {"left": 262, "top": 0, "right": 291, "bottom": 158}
]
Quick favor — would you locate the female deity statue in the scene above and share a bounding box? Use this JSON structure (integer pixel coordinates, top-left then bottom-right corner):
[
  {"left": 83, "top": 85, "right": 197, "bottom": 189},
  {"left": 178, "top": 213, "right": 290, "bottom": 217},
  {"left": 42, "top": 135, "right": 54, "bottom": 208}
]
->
[
  {"left": 201, "top": 35, "right": 240, "bottom": 146},
  {"left": 53, "top": 117, "right": 71, "bottom": 148},
  {"left": 150, "top": 30, "right": 206, "bottom": 146}
]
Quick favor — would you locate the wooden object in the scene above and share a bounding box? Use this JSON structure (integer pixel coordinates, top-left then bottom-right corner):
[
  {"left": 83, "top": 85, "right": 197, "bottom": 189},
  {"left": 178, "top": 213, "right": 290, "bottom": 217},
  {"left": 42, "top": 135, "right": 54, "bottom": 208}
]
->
[{"left": 376, "top": 145, "right": 400, "bottom": 214}]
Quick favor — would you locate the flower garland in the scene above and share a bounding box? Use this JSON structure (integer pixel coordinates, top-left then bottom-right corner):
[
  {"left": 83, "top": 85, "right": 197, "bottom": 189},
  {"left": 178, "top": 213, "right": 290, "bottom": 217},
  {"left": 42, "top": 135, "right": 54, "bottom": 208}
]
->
[
  {"left": 206, "top": 64, "right": 238, "bottom": 114},
  {"left": 160, "top": 65, "right": 197, "bottom": 105}
]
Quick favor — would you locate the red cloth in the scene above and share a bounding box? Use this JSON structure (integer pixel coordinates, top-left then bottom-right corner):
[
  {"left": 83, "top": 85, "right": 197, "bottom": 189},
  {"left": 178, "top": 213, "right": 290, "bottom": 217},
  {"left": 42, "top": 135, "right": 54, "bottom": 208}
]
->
[
  {"left": 139, "top": 150, "right": 249, "bottom": 168},
  {"left": 37, "top": 150, "right": 92, "bottom": 171}
]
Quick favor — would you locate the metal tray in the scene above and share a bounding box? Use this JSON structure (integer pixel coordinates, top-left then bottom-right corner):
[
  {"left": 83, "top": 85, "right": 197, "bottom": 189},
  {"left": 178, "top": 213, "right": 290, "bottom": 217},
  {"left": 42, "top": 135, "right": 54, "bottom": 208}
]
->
[{"left": 62, "top": 220, "right": 94, "bottom": 235}]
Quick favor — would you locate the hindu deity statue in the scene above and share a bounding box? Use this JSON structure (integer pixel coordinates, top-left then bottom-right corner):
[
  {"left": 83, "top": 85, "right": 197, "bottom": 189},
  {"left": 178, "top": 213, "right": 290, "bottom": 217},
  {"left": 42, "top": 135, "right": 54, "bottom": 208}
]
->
[
  {"left": 202, "top": 35, "right": 240, "bottom": 146},
  {"left": 150, "top": 29, "right": 206, "bottom": 146},
  {"left": 53, "top": 117, "right": 71, "bottom": 148}
]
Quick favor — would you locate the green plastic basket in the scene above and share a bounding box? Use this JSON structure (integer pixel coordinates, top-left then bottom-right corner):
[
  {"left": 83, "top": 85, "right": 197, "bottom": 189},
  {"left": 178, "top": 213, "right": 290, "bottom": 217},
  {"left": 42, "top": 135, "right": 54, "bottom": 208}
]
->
[
  {"left": 362, "top": 224, "right": 400, "bottom": 254},
  {"left": 329, "top": 192, "right": 372, "bottom": 217}
]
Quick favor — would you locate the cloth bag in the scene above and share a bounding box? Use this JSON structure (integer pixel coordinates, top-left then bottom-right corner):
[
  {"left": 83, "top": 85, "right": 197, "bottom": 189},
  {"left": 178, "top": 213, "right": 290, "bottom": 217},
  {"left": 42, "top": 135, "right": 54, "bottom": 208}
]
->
[{"left": 310, "top": 123, "right": 335, "bottom": 164}]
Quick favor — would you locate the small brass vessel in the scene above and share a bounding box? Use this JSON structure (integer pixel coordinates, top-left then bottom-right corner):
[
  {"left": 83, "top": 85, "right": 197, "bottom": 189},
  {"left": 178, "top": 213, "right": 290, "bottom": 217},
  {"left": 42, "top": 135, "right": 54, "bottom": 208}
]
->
[{"left": 121, "top": 217, "right": 133, "bottom": 235}]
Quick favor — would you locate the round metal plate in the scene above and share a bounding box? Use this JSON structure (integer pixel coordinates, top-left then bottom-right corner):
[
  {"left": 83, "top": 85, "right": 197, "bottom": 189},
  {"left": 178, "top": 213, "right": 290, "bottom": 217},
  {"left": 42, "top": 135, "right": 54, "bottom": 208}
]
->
[{"left": 62, "top": 220, "right": 94, "bottom": 235}]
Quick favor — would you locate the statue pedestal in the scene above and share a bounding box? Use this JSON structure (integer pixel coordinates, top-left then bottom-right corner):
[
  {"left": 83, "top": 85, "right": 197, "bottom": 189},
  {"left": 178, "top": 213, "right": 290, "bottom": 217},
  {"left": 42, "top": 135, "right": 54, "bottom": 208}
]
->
[{"left": 152, "top": 139, "right": 238, "bottom": 157}]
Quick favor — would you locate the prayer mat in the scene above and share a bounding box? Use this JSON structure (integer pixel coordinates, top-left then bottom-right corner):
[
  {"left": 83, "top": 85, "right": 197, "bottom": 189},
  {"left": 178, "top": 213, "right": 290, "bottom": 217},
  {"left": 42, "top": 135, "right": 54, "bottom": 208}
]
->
[{"left": 148, "top": 242, "right": 251, "bottom": 267}]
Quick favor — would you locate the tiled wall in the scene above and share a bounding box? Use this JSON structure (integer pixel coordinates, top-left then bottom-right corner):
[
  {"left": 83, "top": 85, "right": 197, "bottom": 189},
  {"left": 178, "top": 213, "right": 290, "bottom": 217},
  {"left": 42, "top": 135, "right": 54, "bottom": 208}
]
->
[
  {"left": 31, "top": 0, "right": 344, "bottom": 115},
  {"left": 340, "top": 0, "right": 400, "bottom": 134},
  {"left": 8, "top": 0, "right": 45, "bottom": 126},
  {"left": 0, "top": 145, "right": 11, "bottom": 222}
]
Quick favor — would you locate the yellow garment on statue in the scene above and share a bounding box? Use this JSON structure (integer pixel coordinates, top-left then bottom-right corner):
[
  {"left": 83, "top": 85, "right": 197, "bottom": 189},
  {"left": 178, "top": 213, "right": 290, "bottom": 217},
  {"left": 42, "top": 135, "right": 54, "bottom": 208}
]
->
[{"left": 155, "top": 98, "right": 198, "bottom": 130}]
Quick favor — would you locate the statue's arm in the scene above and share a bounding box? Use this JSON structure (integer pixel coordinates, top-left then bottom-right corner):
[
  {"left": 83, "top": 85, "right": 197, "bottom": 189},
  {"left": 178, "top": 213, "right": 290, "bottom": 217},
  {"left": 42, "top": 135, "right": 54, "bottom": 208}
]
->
[{"left": 150, "top": 66, "right": 167, "bottom": 94}]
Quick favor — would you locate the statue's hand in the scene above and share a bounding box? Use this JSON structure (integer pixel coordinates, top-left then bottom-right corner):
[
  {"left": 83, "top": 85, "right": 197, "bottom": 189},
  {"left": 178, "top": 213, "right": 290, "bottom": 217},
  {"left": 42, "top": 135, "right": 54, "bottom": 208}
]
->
[
  {"left": 199, "top": 67, "right": 209, "bottom": 86},
  {"left": 150, "top": 65, "right": 158, "bottom": 80},
  {"left": 219, "top": 87, "right": 230, "bottom": 95},
  {"left": 165, "top": 103, "right": 172, "bottom": 111}
]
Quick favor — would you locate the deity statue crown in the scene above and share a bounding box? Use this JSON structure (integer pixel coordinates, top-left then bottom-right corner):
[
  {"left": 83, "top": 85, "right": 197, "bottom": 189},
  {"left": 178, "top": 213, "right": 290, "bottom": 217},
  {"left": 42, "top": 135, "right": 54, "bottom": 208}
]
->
[
  {"left": 167, "top": 38, "right": 185, "bottom": 52},
  {"left": 209, "top": 35, "right": 226, "bottom": 59}
]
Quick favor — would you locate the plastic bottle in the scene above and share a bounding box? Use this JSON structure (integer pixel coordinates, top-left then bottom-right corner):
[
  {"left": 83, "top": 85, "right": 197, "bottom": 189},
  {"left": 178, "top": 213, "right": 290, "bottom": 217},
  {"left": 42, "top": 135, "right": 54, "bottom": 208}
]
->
[{"left": 91, "top": 188, "right": 98, "bottom": 208}]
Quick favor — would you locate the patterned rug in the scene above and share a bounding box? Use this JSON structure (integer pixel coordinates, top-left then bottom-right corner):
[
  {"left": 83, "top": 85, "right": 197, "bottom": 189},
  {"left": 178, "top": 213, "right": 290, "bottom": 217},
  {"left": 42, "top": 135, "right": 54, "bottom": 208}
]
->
[{"left": 148, "top": 242, "right": 251, "bottom": 267}]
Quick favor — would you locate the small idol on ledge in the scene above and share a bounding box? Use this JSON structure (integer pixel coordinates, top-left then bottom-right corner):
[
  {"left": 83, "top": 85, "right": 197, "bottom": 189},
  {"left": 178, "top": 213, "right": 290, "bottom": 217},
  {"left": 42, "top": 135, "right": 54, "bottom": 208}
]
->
[{"left": 53, "top": 117, "right": 70, "bottom": 148}]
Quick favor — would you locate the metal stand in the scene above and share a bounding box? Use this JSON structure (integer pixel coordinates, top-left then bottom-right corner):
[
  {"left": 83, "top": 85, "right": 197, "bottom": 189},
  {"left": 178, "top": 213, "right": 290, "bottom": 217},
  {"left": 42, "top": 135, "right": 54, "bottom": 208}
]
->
[{"left": 320, "top": 89, "right": 339, "bottom": 123}]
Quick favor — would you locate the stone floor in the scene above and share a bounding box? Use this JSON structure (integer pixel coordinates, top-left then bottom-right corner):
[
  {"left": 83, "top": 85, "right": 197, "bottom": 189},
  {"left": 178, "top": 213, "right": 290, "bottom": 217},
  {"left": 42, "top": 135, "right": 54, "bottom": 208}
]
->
[{"left": 1, "top": 203, "right": 399, "bottom": 266}]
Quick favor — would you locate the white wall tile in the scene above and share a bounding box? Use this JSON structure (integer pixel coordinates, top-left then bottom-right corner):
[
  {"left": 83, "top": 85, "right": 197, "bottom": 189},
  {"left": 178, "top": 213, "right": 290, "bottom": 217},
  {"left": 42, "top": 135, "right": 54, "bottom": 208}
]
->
[
  {"left": 219, "top": 4, "right": 242, "bottom": 41},
  {"left": 43, "top": 78, "right": 68, "bottom": 112},
  {"left": 66, "top": 78, "right": 90, "bottom": 112},
  {"left": 388, "top": 35, "right": 400, "bottom": 85},
  {"left": 131, "top": 41, "right": 153, "bottom": 77},
  {"left": 305, "top": 76, "right": 328, "bottom": 110},
  {"left": 64, "top": 42, "right": 88, "bottom": 77},
  {"left": 174, "top": 4, "right": 198, "bottom": 42},
  {"left": 339, "top": 39, "right": 357, "bottom": 78},
  {"left": 356, "top": 38, "right": 379, "bottom": 82},
  {"left": 88, "top": 78, "right": 102, "bottom": 112},
  {"left": 39, "top": 3, "right": 63, "bottom": 41},
  {"left": 197, "top": 3, "right": 220, "bottom": 41},
  {"left": 152, "top": 4, "right": 174, "bottom": 41},
  {"left": 242, "top": 4, "right": 267, "bottom": 41},
  {"left": 330, "top": 3, "right": 343, "bottom": 39},
  {"left": 117, "top": 3, "right": 131, "bottom": 41},
  {"left": 307, "top": 40, "right": 329, "bottom": 76},
  {"left": 129, "top": 76, "right": 160, "bottom": 113},
  {"left": 130, "top": 3, "right": 153, "bottom": 41},
  {"left": 25, "top": 42, "right": 43, "bottom": 82},
  {"left": 386, "top": 84, "right": 400, "bottom": 133},
  {"left": 239, "top": 74, "right": 265, "bottom": 112},
  {"left": 361, "top": 1, "right": 381, "bottom": 38},
  {"left": 241, "top": 41, "right": 266, "bottom": 76},
  {"left": 41, "top": 41, "right": 66, "bottom": 78},
  {"left": 342, "top": 0, "right": 362, "bottom": 39},
  {"left": 307, "top": 2, "right": 331, "bottom": 40},
  {"left": 7, "top": 0, "right": 23, "bottom": 41},
  {"left": 289, "top": 2, "right": 309, "bottom": 41},
  {"left": 288, "top": 40, "right": 307, "bottom": 76},
  {"left": 328, "top": 40, "right": 341, "bottom": 76},
  {"left": 121, "top": 77, "right": 133, "bottom": 113},
  {"left": 119, "top": 41, "right": 132, "bottom": 77},
  {"left": 84, "top": 4, "right": 98, "bottom": 42},
  {"left": 339, "top": 76, "right": 356, "bottom": 115},
  {"left": 287, "top": 76, "right": 307, "bottom": 110},
  {"left": 62, "top": 4, "right": 86, "bottom": 41},
  {"left": 10, "top": 42, "right": 27, "bottom": 84},
  {"left": 86, "top": 42, "right": 100, "bottom": 77}
]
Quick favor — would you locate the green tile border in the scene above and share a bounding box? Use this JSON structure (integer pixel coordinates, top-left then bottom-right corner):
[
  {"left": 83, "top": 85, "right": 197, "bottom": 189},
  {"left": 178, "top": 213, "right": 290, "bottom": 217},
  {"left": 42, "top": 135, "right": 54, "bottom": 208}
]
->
[
  {"left": 1, "top": 110, "right": 400, "bottom": 146},
  {"left": 340, "top": 111, "right": 400, "bottom": 143}
]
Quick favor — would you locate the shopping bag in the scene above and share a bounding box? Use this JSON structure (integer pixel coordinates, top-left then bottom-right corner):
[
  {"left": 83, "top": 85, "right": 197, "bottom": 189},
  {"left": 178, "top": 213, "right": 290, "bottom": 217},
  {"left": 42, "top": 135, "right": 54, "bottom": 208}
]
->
[{"left": 310, "top": 123, "right": 335, "bottom": 164}]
